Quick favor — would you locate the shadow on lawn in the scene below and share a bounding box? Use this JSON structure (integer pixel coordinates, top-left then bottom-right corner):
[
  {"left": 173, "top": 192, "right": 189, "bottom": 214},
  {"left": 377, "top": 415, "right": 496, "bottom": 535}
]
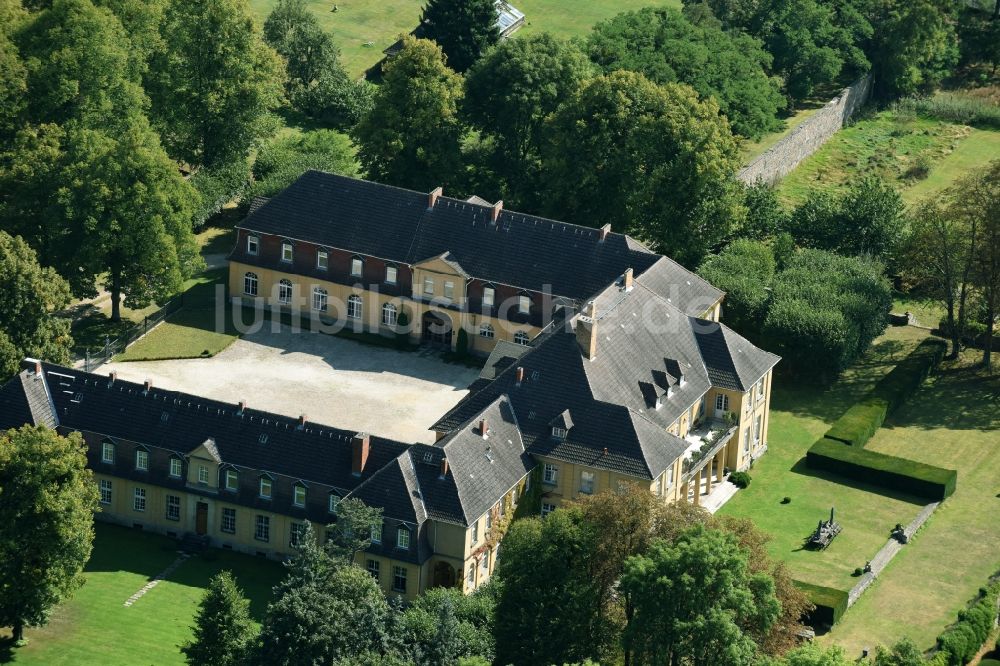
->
[
  {"left": 884, "top": 362, "right": 1000, "bottom": 432},
  {"left": 788, "top": 457, "right": 926, "bottom": 507}
]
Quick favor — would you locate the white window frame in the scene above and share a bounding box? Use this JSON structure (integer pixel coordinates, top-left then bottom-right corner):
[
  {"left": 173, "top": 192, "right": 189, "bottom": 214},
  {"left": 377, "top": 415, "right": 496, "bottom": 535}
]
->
[
  {"left": 166, "top": 494, "right": 180, "bottom": 521},
  {"left": 467, "top": 563, "right": 476, "bottom": 585},
  {"left": 743, "top": 428, "right": 751, "bottom": 453},
  {"left": 255, "top": 515, "right": 270, "bottom": 542},
  {"left": 371, "top": 523, "right": 382, "bottom": 544},
  {"left": 293, "top": 484, "right": 306, "bottom": 507},
  {"left": 367, "top": 559, "right": 380, "bottom": 580},
  {"left": 290, "top": 522, "right": 305, "bottom": 548},
  {"left": 444, "top": 280, "right": 454, "bottom": 300},
  {"left": 580, "top": 471, "right": 595, "bottom": 494},
  {"left": 225, "top": 469, "right": 238, "bottom": 491},
  {"left": 513, "top": 331, "right": 530, "bottom": 346},
  {"left": 471, "top": 523, "right": 479, "bottom": 544},
  {"left": 479, "top": 323, "right": 494, "bottom": 339},
  {"left": 518, "top": 294, "right": 530, "bottom": 314},
  {"left": 423, "top": 277, "right": 434, "bottom": 295},
  {"left": 99, "top": 479, "right": 112, "bottom": 504},
  {"left": 169, "top": 457, "right": 182, "bottom": 478},
  {"left": 312, "top": 287, "right": 328, "bottom": 312},
  {"left": 221, "top": 508, "right": 236, "bottom": 534},
  {"left": 101, "top": 441, "right": 115, "bottom": 464},
  {"left": 482, "top": 286, "right": 495, "bottom": 307},
  {"left": 385, "top": 265, "right": 398, "bottom": 285},
  {"left": 541, "top": 502, "right": 556, "bottom": 517},
  {"left": 755, "top": 414, "right": 763, "bottom": 445},
  {"left": 243, "top": 272, "right": 258, "bottom": 296},
  {"left": 392, "top": 566, "right": 407, "bottom": 593},
  {"left": 247, "top": 235, "right": 259, "bottom": 256},
  {"left": 667, "top": 465, "right": 675, "bottom": 487},
  {"left": 757, "top": 377, "right": 766, "bottom": 401},
  {"left": 317, "top": 249, "right": 329, "bottom": 270},
  {"left": 543, "top": 463, "right": 558, "bottom": 485},
  {"left": 347, "top": 294, "right": 363, "bottom": 319},
  {"left": 351, "top": 256, "right": 363, "bottom": 277},
  {"left": 715, "top": 394, "right": 729, "bottom": 412},
  {"left": 198, "top": 465, "right": 209, "bottom": 484},
  {"left": 278, "top": 279, "right": 293, "bottom": 304},
  {"left": 281, "top": 242, "right": 293, "bottom": 263},
  {"left": 396, "top": 527, "right": 410, "bottom": 550},
  {"left": 552, "top": 426, "right": 567, "bottom": 440},
  {"left": 328, "top": 494, "right": 340, "bottom": 514},
  {"left": 133, "top": 487, "right": 146, "bottom": 512},
  {"left": 259, "top": 477, "right": 272, "bottom": 499},
  {"left": 135, "top": 449, "right": 148, "bottom": 471},
  {"left": 382, "top": 302, "right": 398, "bottom": 326}
]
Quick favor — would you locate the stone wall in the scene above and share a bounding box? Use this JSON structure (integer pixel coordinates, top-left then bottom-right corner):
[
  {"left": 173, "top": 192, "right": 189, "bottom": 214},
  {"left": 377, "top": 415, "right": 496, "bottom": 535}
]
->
[{"left": 737, "top": 74, "right": 873, "bottom": 185}]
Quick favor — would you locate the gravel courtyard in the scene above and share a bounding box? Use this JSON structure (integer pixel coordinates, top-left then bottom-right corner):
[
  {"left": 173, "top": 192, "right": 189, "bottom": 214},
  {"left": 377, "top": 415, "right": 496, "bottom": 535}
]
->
[{"left": 102, "top": 327, "right": 482, "bottom": 444}]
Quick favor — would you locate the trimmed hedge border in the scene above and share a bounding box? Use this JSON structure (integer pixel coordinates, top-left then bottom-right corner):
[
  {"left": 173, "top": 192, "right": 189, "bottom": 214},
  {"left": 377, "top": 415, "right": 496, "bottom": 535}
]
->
[
  {"left": 933, "top": 579, "right": 1000, "bottom": 666},
  {"left": 807, "top": 437, "right": 957, "bottom": 500},
  {"left": 823, "top": 398, "right": 889, "bottom": 447},
  {"left": 871, "top": 338, "right": 947, "bottom": 413},
  {"left": 794, "top": 580, "right": 849, "bottom": 627}
]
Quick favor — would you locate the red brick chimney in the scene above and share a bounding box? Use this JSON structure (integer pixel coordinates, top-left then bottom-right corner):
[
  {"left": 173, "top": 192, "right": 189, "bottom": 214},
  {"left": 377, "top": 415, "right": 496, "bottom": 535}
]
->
[
  {"left": 599, "top": 223, "right": 611, "bottom": 242},
  {"left": 491, "top": 200, "right": 503, "bottom": 224},
  {"left": 623, "top": 267, "right": 634, "bottom": 292},
  {"left": 479, "top": 419, "right": 489, "bottom": 438},
  {"left": 576, "top": 302, "right": 597, "bottom": 360},
  {"left": 352, "top": 432, "right": 370, "bottom": 476},
  {"left": 34, "top": 360, "right": 42, "bottom": 375},
  {"left": 428, "top": 186, "right": 443, "bottom": 209},
  {"left": 439, "top": 457, "right": 449, "bottom": 479},
  {"left": 515, "top": 366, "right": 525, "bottom": 386}
]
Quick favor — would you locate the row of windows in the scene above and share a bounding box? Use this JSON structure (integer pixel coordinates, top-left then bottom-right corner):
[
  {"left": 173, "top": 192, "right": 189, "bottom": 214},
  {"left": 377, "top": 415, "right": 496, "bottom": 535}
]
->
[
  {"left": 366, "top": 559, "right": 409, "bottom": 593},
  {"left": 248, "top": 236, "right": 400, "bottom": 283},
  {"left": 541, "top": 463, "right": 596, "bottom": 494}
]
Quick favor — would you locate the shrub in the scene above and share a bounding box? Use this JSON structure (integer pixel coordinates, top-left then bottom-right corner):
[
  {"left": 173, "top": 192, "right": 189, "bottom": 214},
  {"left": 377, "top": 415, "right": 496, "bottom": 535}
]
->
[
  {"left": 794, "top": 581, "right": 849, "bottom": 627},
  {"left": 807, "top": 437, "right": 957, "bottom": 500},
  {"left": 823, "top": 398, "right": 889, "bottom": 447},
  {"left": 697, "top": 239, "right": 776, "bottom": 333},
  {"left": 455, "top": 328, "right": 469, "bottom": 358},
  {"left": 853, "top": 567, "right": 863, "bottom": 577},
  {"left": 896, "top": 93, "right": 1000, "bottom": 130},
  {"left": 935, "top": 582, "right": 1000, "bottom": 665},
  {"left": 781, "top": 496, "right": 791, "bottom": 504},
  {"left": 730, "top": 471, "right": 751, "bottom": 488}
]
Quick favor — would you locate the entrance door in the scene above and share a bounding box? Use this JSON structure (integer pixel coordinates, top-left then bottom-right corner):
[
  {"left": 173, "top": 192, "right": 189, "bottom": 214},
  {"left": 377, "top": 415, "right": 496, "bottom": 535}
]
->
[
  {"left": 713, "top": 394, "right": 729, "bottom": 419},
  {"left": 421, "top": 311, "right": 453, "bottom": 348},
  {"left": 196, "top": 502, "right": 208, "bottom": 535}
]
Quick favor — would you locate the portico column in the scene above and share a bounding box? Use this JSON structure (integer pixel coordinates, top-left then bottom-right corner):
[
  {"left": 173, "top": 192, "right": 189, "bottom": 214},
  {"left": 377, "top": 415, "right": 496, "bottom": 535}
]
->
[
  {"left": 716, "top": 449, "right": 725, "bottom": 483},
  {"left": 705, "top": 462, "right": 713, "bottom": 494},
  {"left": 693, "top": 468, "right": 702, "bottom": 506}
]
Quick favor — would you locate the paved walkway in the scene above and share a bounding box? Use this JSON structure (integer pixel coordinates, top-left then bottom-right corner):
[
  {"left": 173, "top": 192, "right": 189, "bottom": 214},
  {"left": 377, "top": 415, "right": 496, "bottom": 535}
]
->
[
  {"left": 123, "top": 554, "right": 189, "bottom": 607},
  {"left": 702, "top": 478, "right": 740, "bottom": 513}
]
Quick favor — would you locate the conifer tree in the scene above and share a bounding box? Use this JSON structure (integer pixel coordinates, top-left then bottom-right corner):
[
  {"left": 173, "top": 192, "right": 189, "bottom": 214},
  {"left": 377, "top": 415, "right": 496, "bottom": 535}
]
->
[{"left": 421, "top": 0, "right": 499, "bottom": 72}]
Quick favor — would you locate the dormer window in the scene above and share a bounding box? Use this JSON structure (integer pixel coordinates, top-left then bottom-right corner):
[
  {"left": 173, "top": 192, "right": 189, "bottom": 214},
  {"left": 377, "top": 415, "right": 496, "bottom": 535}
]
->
[
  {"left": 328, "top": 494, "right": 340, "bottom": 514},
  {"left": 281, "top": 242, "right": 293, "bottom": 262},
  {"left": 518, "top": 294, "right": 530, "bottom": 314},
  {"left": 225, "top": 469, "right": 238, "bottom": 491},
  {"left": 514, "top": 331, "right": 530, "bottom": 346},
  {"left": 293, "top": 483, "right": 306, "bottom": 507},
  {"left": 317, "top": 249, "right": 329, "bottom": 270},
  {"left": 397, "top": 526, "right": 410, "bottom": 550},
  {"left": 247, "top": 235, "right": 259, "bottom": 255},
  {"left": 385, "top": 265, "right": 398, "bottom": 285},
  {"left": 351, "top": 256, "right": 363, "bottom": 277},
  {"left": 552, "top": 426, "right": 567, "bottom": 440},
  {"left": 371, "top": 523, "right": 382, "bottom": 544},
  {"left": 135, "top": 449, "right": 148, "bottom": 471},
  {"left": 101, "top": 441, "right": 115, "bottom": 464},
  {"left": 444, "top": 281, "right": 454, "bottom": 300},
  {"left": 259, "top": 476, "right": 272, "bottom": 499},
  {"left": 483, "top": 285, "right": 495, "bottom": 307},
  {"left": 198, "top": 465, "right": 209, "bottom": 484},
  {"left": 423, "top": 277, "right": 434, "bottom": 295},
  {"left": 169, "top": 457, "right": 183, "bottom": 478}
]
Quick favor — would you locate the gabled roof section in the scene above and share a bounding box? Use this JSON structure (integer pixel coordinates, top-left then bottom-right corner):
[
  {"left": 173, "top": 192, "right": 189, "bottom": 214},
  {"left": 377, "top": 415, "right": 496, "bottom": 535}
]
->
[
  {"left": 413, "top": 251, "right": 470, "bottom": 278},
  {"left": 0, "top": 363, "right": 58, "bottom": 430},
  {"left": 190, "top": 438, "right": 222, "bottom": 463},
  {"left": 693, "top": 320, "right": 780, "bottom": 391},
  {"left": 346, "top": 452, "right": 427, "bottom": 523},
  {"left": 479, "top": 339, "right": 528, "bottom": 380},
  {"left": 636, "top": 256, "right": 724, "bottom": 317}
]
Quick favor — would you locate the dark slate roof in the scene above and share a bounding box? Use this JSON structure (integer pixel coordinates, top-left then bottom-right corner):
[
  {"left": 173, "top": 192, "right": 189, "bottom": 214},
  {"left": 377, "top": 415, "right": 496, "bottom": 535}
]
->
[
  {"left": 0, "top": 367, "right": 57, "bottom": 431},
  {"left": 433, "top": 271, "right": 779, "bottom": 479},
  {"left": 247, "top": 196, "right": 270, "bottom": 216},
  {"left": 479, "top": 339, "right": 528, "bottom": 380},
  {"left": 347, "top": 452, "right": 427, "bottom": 524},
  {"left": 0, "top": 362, "right": 410, "bottom": 495},
  {"left": 632, "top": 256, "right": 724, "bottom": 318},
  {"left": 238, "top": 171, "right": 666, "bottom": 301}
]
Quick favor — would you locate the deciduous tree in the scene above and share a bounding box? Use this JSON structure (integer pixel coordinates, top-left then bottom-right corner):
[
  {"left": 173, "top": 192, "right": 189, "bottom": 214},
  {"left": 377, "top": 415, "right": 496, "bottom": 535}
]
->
[
  {"left": 587, "top": 7, "right": 784, "bottom": 139},
  {"left": 420, "top": 0, "right": 499, "bottom": 73},
  {"left": 541, "top": 71, "right": 744, "bottom": 266},
  {"left": 0, "top": 426, "right": 99, "bottom": 645},
  {"left": 962, "top": 160, "right": 1000, "bottom": 371},
  {"left": 698, "top": 240, "right": 776, "bottom": 334},
  {"left": 148, "top": 0, "right": 285, "bottom": 167},
  {"left": 324, "top": 498, "right": 384, "bottom": 563},
  {"left": 353, "top": 36, "right": 464, "bottom": 191},
  {"left": 0, "top": 232, "right": 73, "bottom": 379},
  {"left": 182, "top": 571, "right": 257, "bottom": 666}
]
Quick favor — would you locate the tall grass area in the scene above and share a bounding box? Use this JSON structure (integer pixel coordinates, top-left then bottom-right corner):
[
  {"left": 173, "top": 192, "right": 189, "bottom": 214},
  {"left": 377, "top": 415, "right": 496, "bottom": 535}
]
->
[{"left": 895, "top": 92, "right": 1000, "bottom": 130}]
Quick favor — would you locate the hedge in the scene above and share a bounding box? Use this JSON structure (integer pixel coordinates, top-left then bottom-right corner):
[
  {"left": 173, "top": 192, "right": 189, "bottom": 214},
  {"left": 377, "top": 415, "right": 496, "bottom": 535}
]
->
[
  {"left": 807, "top": 437, "right": 957, "bottom": 500},
  {"left": 794, "top": 581, "right": 849, "bottom": 627},
  {"left": 870, "top": 338, "right": 947, "bottom": 413},
  {"left": 823, "top": 398, "right": 889, "bottom": 447},
  {"left": 934, "top": 581, "right": 1000, "bottom": 665}
]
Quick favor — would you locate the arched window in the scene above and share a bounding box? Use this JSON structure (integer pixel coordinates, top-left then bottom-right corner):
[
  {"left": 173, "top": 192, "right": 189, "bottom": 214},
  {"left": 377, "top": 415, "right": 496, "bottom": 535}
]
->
[
  {"left": 479, "top": 323, "right": 495, "bottom": 339},
  {"left": 243, "top": 272, "right": 258, "bottom": 296},
  {"left": 278, "top": 279, "right": 292, "bottom": 304},
  {"left": 382, "top": 302, "right": 398, "bottom": 326},
  {"left": 513, "top": 331, "right": 530, "bottom": 346},
  {"left": 347, "top": 294, "right": 363, "bottom": 319},
  {"left": 351, "top": 255, "right": 364, "bottom": 277},
  {"left": 312, "top": 287, "right": 328, "bottom": 312}
]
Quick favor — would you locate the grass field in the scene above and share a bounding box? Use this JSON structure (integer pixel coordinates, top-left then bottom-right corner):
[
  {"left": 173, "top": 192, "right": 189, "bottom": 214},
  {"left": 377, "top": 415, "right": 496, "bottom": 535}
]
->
[
  {"left": 776, "top": 108, "right": 1000, "bottom": 207},
  {"left": 0, "top": 523, "right": 284, "bottom": 666},
  {"left": 717, "top": 327, "right": 930, "bottom": 592},
  {"left": 247, "top": 0, "right": 681, "bottom": 78}
]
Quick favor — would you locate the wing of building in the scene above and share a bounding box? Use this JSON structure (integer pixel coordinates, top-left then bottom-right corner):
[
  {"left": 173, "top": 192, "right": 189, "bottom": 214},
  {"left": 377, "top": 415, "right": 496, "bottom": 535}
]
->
[{"left": 0, "top": 172, "right": 779, "bottom": 601}]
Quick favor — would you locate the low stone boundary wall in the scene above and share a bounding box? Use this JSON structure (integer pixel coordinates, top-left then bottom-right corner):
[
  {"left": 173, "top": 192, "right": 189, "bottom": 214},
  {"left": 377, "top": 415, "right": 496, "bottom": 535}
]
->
[{"left": 738, "top": 74, "right": 873, "bottom": 185}]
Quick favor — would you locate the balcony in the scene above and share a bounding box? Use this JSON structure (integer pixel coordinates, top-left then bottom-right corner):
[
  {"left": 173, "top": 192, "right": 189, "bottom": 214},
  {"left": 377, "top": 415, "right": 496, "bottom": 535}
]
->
[{"left": 680, "top": 417, "right": 736, "bottom": 480}]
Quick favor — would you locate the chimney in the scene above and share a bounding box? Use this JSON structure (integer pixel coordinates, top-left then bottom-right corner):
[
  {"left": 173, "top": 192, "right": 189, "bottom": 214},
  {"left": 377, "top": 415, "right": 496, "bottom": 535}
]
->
[
  {"left": 108, "top": 371, "right": 118, "bottom": 384},
  {"left": 515, "top": 366, "right": 525, "bottom": 386},
  {"left": 238, "top": 400, "right": 247, "bottom": 414},
  {"left": 623, "top": 267, "right": 634, "bottom": 292},
  {"left": 352, "top": 432, "right": 370, "bottom": 476},
  {"left": 428, "top": 186, "right": 443, "bottom": 209},
  {"left": 603, "top": 447, "right": 608, "bottom": 456},
  {"left": 575, "top": 302, "right": 597, "bottom": 360},
  {"left": 297, "top": 414, "right": 307, "bottom": 429},
  {"left": 599, "top": 223, "right": 611, "bottom": 242},
  {"left": 34, "top": 360, "right": 42, "bottom": 375},
  {"left": 439, "top": 457, "right": 449, "bottom": 479},
  {"left": 479, "top": 418, "right": 489, "bottom": 438},
  {"left": 491, "top": 200, "right": 503, "bottom": 224},
  {"left": 143, "top": 379, "right": 153, "bottom": 394}
]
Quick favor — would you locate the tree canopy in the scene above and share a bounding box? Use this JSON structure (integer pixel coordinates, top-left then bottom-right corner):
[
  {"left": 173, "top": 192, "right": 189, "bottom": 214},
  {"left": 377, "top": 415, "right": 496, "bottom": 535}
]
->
[
  {"left": 420, "top": 0, "right": 499, "bottom": 73},
  {"left": 0, "top": 426, "right": 98, "bottom": 644},
  {"left": 587, "top": 7, "right": 784, "bottom": 139},
  {"left": 182, "top": 571, "right": 257, "bottom": 666},
  {"left": 540, "top": 70, "right": 744, "bottom": 266},
  {"left": 698, "top": 239, "right": 777, "bottom": 333},
  {"left": 147, "top": 0, "right": 284, "bottom": 167},
  {"left": 353, "top": 36, "right": 464, "bottom": 191}
]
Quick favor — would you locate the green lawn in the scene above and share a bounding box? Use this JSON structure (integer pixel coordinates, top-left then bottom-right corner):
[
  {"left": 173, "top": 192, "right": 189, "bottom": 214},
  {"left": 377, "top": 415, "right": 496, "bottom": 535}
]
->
[
  {"left": 0, "top": 523, "right": 284, "bottom": 666},
  {"left": 718, "top": 327, "right": 930, "bottom": 593},
  {"left": 822, "top": 350, "right": 1000, "bottom": 655},
  {"left": 892, "top": 292, "right": 946, "bottom": 330},
  {"left": 247, "top": 0, "right": 681, "bottom": 78},
  {"left": 776, "top": 109, "right": 1000, "bottom": 207}
]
